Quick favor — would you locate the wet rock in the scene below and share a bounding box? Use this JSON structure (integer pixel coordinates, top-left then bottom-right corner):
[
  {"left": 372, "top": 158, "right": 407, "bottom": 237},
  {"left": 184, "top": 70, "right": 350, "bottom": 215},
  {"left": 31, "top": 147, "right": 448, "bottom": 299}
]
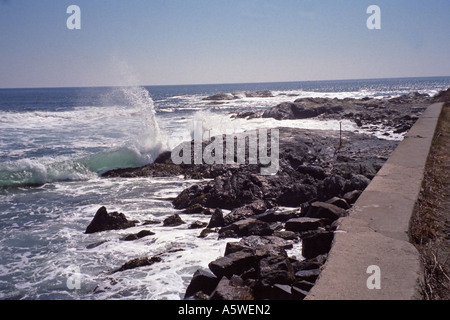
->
[
  {"left": 113, "top": 256, "right": 162, "bottom": 273},
  {"left": 198, "top": 228, "right": 215, "bottom": 238},
  {"left": 85, "top": 207, "right": 136, "bottom": 234},
  {"left": 123, "top": 230, "right": 155, "bottom": 241},
  {"left": 189, "top": 221, "right": 208, "bottom": 229},
  {"left": 163, "top": 214, "right": 185, "bottom": 226},
  {"left": 86, "top": 240, "right": 108, "bottom": 249}
]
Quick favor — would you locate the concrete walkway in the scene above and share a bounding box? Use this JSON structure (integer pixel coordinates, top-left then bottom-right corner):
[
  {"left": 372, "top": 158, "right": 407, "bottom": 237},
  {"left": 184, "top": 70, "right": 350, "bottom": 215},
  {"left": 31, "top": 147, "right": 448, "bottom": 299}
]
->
[{"left": 306, "top": 102, "right": 444, "bottom": 300}]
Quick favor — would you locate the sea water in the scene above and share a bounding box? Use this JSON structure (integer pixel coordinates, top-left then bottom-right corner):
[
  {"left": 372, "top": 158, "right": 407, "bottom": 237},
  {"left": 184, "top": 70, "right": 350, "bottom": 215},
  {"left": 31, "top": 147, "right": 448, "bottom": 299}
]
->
[{"left": 0, "top": 77, "right": 449, "bottom": 299}]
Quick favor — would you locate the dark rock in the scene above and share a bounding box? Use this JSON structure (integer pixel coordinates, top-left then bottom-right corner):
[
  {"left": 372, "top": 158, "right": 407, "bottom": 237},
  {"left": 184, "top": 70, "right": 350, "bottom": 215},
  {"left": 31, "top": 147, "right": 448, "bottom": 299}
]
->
[
  {"left": 163, "top": 214, "right": 185, "bottom": 226},
  {"left": 255, "top": 207, "right": 298, "bottom": 223},
  {"left": 203, "top": 92, "right": 238, "bottom": 101},
  {"left": 183, "top": 203, "right": 205, "bottom": 214},
  {"left": 223, "top": 206, "right": 254, "bottom": 226},
  {"left": 344, "top": 174, "right": 370, "bottom": 193},
  {"left": 325, "top": 196, "right": 350, "bottom": 210},
  {"left": 184, "top": 269, "right": 219, "bottom": 298},
  {"left": 321, "top": 175, "right": 346, "bottom": 198},
  {"left": 305, "top": 202, "right": 348, "bottom": 221},
  {"left": 123, "top": 229, "right": 155, "bottom": 241},
  {"left": 153, "top": 150, "right": 172, "bottom": 164},
  {"left": 285, "top": 217, "right": 322, "bottom": 233},
  {"left": 295, "top": 268, "right": 321, "bottom": 282},
  {"left": 271, "top": 284, "right": 295, "bottom": 300},
  {"left": 239, "top": 235, "right": 293, "bottom": 251},
  {"left": 257, "top": 254, "right": 296, "bottom": 287},
  {"left": 142, "top": 219, "right": 160, "bottom": 225},
  {"left": 198, "top": 228, "right": 215, "bottom": 238},
  {"left": 262, "top": 102, "right": 327, "bottom": 120},
  {"left": 218, "top": 218, "right": 273, "bottom": 239},
  {"left": 292, "top": 280, "right": 315, "bottom": 291},
  {"left": 302, "top": 231, "right": 334, "bottom": 259},
  {"left": 86, "top": 240, "right": 108, "bottom": 249},
  {"left": 297, "top": 165, "right": 326, "bottom": 180},
  {"left": 343, "top": 189, "right": 363, "bottom": 204},
  {"left": 113, "top": 256, "right": 162, "bottom": 273},
  {"left": 291, "top": 286, "right": 309, "bottom": 299},
  {"left": 85, "top": 207, "right": 136, "bottom": 234},
  {"left": 209, "top": 275, "right": 254, "bottom": 300},
  {"left": 273, "top": 230, "right": 298, "bottom": 240},
  {"left": 208, "top": 250, "right": 257, "bottom": 279},
  {"left": 189, "top": 221, "right": 208, "bottom": 229},
  {"left": 291, "top": 258, "right": 323, "bottom": 273}
]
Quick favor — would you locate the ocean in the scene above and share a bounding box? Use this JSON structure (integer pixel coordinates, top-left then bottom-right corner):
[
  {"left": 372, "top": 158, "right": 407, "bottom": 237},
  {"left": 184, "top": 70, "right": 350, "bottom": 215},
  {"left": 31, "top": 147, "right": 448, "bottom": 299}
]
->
[{"left": 0, "top": 76, "right": 449, "bottom": 300}]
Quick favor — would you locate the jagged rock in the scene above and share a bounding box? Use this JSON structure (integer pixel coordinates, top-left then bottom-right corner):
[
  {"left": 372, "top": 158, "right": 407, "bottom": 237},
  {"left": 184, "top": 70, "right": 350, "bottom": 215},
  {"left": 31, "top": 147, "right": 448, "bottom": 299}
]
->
[
  {"left": 184, "top": 269, "right": 219, "bottom": 299},
  {"left": 208, "top": 209, "right": 225, "bottom": 228},
  {"left": 85, "top": 206, "right": 136, "bottom": 234}
]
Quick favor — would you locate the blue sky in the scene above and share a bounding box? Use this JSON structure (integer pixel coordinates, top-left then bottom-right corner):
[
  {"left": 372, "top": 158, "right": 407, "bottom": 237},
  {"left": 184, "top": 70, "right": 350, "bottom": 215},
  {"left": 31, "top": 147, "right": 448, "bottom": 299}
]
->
[{"left": 0, "top": 0, "right": 449, "bottom": 88}]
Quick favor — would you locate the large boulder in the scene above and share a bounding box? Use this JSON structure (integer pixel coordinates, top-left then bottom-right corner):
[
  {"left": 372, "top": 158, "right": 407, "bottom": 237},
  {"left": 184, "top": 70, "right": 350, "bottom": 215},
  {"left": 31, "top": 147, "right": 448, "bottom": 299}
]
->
[{"left": 85, "top": 207, "right": 136, "bottom": 234}]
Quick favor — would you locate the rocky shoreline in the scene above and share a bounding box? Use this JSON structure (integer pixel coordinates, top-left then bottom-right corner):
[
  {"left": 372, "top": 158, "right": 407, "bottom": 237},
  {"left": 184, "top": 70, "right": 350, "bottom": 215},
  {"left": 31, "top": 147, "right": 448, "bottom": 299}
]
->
[{"left": 84, "top": 88, "right": 448, "bottom": 300}]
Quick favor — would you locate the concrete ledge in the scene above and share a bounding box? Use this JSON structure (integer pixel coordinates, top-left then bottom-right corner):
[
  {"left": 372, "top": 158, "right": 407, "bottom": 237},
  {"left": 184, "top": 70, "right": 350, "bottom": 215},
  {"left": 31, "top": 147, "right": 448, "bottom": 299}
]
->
[{"left": 306, "top": 102, "right": 444, "bottom": 300}]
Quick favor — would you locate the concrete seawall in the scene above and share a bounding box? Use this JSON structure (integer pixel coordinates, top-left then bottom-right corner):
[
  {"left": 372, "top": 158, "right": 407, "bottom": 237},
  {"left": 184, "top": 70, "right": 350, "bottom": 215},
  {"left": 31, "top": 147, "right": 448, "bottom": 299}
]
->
[{"left": 306, "top": 102, "right": 444, "bottom": 300}]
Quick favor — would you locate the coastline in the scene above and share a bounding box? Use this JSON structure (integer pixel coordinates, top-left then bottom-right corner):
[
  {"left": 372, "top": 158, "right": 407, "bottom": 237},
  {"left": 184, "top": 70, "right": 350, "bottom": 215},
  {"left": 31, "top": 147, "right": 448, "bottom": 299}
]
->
[{"left": 91, "top": 87, "right": 449, "bottom": 300}]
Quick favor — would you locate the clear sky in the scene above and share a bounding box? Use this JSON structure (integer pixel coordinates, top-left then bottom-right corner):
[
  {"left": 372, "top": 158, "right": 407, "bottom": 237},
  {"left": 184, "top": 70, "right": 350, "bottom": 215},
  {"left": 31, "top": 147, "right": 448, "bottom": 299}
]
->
[{"left": 0, "top": 0, "right": 449, "bottom": 88}]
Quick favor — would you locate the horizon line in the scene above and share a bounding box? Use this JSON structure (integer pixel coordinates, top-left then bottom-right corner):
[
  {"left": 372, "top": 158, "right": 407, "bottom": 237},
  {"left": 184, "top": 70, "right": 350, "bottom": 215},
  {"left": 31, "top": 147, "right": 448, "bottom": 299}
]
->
[{"left": 1, "top": 75, "right": 449, "bottom": 91}]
